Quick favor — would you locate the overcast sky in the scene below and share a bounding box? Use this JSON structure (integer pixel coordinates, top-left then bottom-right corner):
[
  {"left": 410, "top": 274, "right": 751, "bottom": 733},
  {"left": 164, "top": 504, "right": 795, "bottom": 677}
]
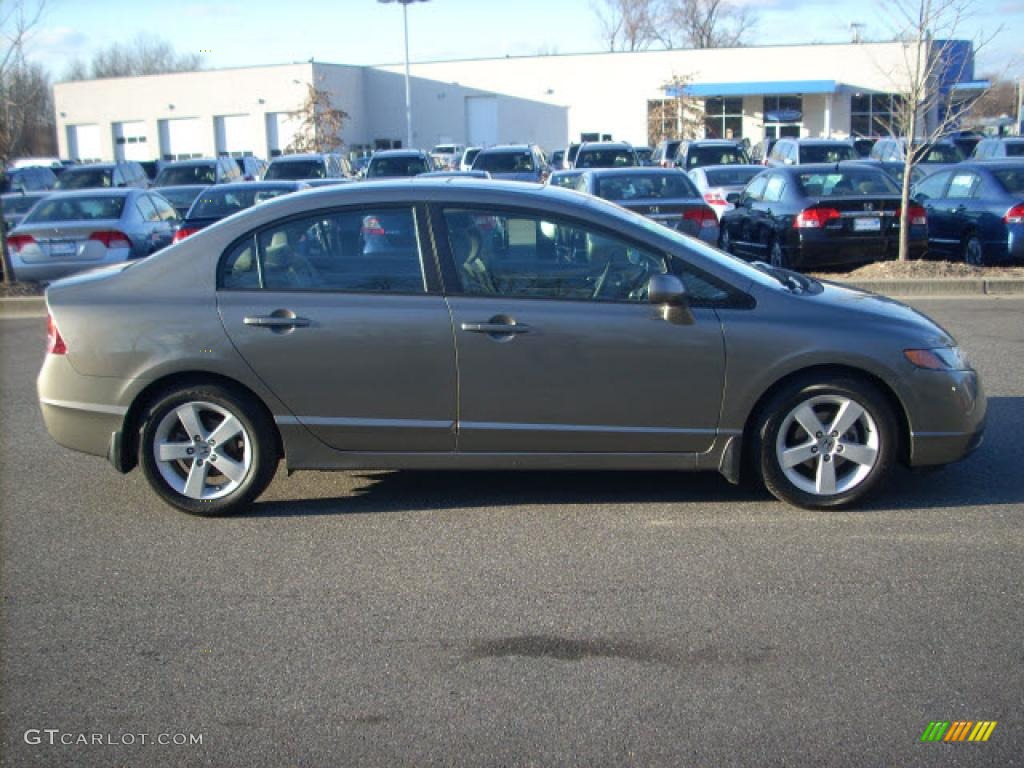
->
[{"left": 26, "top": 0, "right": 1023, "bottom": 80}]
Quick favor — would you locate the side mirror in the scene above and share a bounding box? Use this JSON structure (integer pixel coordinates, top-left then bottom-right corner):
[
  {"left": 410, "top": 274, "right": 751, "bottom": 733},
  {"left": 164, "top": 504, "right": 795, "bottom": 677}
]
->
[{"left": 648, "top": 273, "right": 687, "bottom": 305}]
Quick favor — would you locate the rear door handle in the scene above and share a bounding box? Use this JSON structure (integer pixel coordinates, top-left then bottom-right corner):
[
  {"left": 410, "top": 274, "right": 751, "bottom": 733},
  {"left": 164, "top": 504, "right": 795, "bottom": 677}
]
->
[
  {"left": 244, "top": 315, "right": 311, "bottom": 328},
  {"left": 461, "top": 322, "right": 530, "bottom": 334}
]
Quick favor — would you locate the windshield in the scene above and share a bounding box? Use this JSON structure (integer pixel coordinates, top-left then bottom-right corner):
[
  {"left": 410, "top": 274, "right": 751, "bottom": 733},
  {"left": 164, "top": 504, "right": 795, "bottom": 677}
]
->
[
  {"left": 265, "top": 160, "right": 325, "bottom": 179},
  {"left": 799, "top": 144, "right": 856, "bottom": 163},
  {"left": 1002, "top": 143, "right": 1024, "bottom": 157},
  {"left": 189, "top": 187, "right": 294, "bottom": 218},
  {"left": 155, "top": 165, "right": 217, "bottom": 186},
  {"left": 917, "top": 143, "right": 964, "bottom": 163},
  {"left": 686, "top": 146, "right": 748, "bottom": 168},
  {"left": 550, "top": 173, "right": 582, "bottom": 189},
  {"left": 473, "top": 151, "right": 535, "bottom": 173},
  {"left": 993, "top": 168, "right": 1024, "bottom": 194},
  {"left": 596, "top": 173, "right": 699, "bottom": 200},
  {"left": 26, "top": 195, "right": 125, "bottom": 222},
  {"left": 54, "top": 169, "right": 113, "bottom": 189},
  {"left": 704, "top": 167, "right": 762, "bottom": 187},
  {"left": 798, "top": 170, "right": 899, "bottom": 196},
  {"left": 576, "top": 149, "right": 636, "bottom": 168},
  {"left": 367, "top": 156, "right": 429, "bottom": 177},
  {"left": 2, "top": 195, "right": 42, "bottom": 214}
]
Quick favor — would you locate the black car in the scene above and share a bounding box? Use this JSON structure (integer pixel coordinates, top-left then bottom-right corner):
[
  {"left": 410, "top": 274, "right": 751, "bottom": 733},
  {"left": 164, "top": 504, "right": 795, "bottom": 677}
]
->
[
  {"left": 674, "top": 140, "right": 750, "bottom": 170},
  {"left": 173, "top": 181, "right": 309, "bottom": 242},
  {"left": 1, "top": 166, "right": 57, "bottom": 193},
  {"left": 719, "top": 164, "right": 927, "bottom": 269},
  {"left": 910, "top": 161, "right": 1024, "bottom": 265},
  {"left": 853, "top": 137, "right": 877, "bottom": 159}
]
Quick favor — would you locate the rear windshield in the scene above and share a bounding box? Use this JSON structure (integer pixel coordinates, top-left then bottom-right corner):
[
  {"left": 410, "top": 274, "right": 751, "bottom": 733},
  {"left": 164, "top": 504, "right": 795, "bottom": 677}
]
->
[
  {"left": 576, "top": 149, "right": 636, "bottom": 168},
  {"left": 265, "top": 160, "right": 325, "bottom": 180},
  {"left": 798, "top": 144, "right": 856, "bottom": 163},
  {"left": 596, "top": 173, "right": 700, "bottom": 200},
  {"left": 155, "top": 165, "right": 217, "bottom": 186},
  {"left": 158, "top": 188, "right": 205, "bottom": 210},
  {"left": 54, "top": 169, "right": 113, "bottom": 189},
  {"left": 367, "top": 156, "right": 430, "bottom": 177},
  {"left": 190, "top": 187, "right": 294, "bottom": 218},
  {"left": 549, "top": 173, "right": 582, "bottom": 189},
  {"left": 2, "top": 195, "right": 42, "bottom": 214},
  {"left": 704, "top": 167, "right": 762, "bottom": 187},
  {"left": 993, "top": 169, "right": 1024, "bottom": 194},
  {"left": 797, "top": 170, "right": 899, "bottom": 196},
  {"left": 473, "top": 151, "right": 535, "bottom": 173},
  {"left": 685, "top": 146, "right": 748, "bottom": 169},
  {"left": 917, "top": 143, "right": 964, "bottom": 163},
  {"left": 1003, "top": 143, "right": 1024, "bottom": 157},
  {"left": 26, "top": 195, "right": 125, "bottom": 222}
]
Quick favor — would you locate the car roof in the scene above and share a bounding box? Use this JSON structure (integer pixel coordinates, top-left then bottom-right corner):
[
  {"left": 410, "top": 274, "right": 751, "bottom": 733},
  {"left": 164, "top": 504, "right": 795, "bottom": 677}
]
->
[
  {"left": 580, "top": 142, "right": 632, "bottom": 149},
  {"left": 581, "top": 167, "right": 687, "bottom": 176},
  {"left": 38, "top": 188, "right": 135, "bottom": 198},
  {"left": 954, "top": 160, "right": 1024, "bottom": 170},
  {"left": 477, "top": 145, "right": 533, "bottom": 153},
  {"left": 778, "top": 162, "right": 885, "bottom": 173},
  {"left": 151, "top": 184, "right": 209, "bottom": 192},
  {"left": 372, "top": 149, "right": 427, "bottom": 158},
  {"left": 784, "top": 138, "right": 852, "bottom": 145},
  {"left": 205, "top": 180, "right": 305, "bottom": 190},
  {"left": 162, "top": 158, "right": 217, "bottom": 166},
  {"left": 270, "top": 153, "right": 333, "bottom": 162},
  {"left": 686, "top": 139, "right": 742, "bottom": 146},
  {"left": 62, "top": 163, "right": 118, "bottom": 171}
]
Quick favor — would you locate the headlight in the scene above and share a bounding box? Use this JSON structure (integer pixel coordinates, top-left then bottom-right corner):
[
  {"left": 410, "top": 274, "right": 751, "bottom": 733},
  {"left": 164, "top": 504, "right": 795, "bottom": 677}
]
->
[{"left": 904, "top": 346, "right": 970, "bottom": 371}]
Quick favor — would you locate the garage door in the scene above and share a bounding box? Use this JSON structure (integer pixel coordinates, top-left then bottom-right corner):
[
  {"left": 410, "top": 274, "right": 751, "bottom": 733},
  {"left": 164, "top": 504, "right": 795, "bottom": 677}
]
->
[
  {"left": 112, "top": 121, "right": 149, "bottom": 162},
  {"left": 158, "top": 117, "right": 204, "bottom": 160},
  {"left": 215, "top": 114, "right": 253, "bottom": 157},
  {"left": 265, "top": 112, "right": 302, "bottom": 156},
  {"left": 466, "top": 96, "right": 497, "bottom": 148},
  {"left": 67, "top": 124, "right": 102, "bottom": 163}
]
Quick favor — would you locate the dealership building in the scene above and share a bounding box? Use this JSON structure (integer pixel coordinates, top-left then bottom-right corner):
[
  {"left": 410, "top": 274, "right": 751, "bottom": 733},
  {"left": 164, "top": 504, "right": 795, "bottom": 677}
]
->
[{"left": 52, "top": 40, "right": 984, "bottom": 162}]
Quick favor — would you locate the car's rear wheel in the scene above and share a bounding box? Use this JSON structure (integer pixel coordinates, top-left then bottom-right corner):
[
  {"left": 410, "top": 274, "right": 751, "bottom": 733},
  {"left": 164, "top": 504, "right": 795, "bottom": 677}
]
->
[
  {"left": 139, "top": 385, "right": 277, "bottom": 516},
  {"left": 754, "top": 377, "right": 897, "bottom": 509},
  {"left": 962, "top": 234, "right": 984, "bottom": 266}
]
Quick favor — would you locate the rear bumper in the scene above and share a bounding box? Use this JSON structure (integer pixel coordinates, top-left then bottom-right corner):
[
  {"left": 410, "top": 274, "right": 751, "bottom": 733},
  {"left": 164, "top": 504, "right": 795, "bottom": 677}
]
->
[
  {"left": 791, "top": 228, "right": 927, "bottom": 267},
  {"left": 13, "top": 253, "right": 130, "bottom": 283}
]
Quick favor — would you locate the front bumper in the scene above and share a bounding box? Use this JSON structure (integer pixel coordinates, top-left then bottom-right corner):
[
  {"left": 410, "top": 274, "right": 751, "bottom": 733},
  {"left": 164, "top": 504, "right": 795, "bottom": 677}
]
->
[{"left": 906, "top": 368, "right": 987, "bottom": 467}]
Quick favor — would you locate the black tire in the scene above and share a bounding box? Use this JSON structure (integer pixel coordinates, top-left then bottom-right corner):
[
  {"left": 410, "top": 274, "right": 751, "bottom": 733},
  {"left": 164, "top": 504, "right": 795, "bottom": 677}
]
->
[
  {"left": 719, "top": 228, "right": 733, "bottom": 254},
  {"left": 138, "top": 384, "right": 278, "bottom": 516},
  {"left": 962, "top": 234, "right": 984, "bottom": 266},
  {"left": 753, "top": 376, "right": 897, "bottom": 509},
  {"left": 769, "top": 239, "right": 787, "bottom": 268}
]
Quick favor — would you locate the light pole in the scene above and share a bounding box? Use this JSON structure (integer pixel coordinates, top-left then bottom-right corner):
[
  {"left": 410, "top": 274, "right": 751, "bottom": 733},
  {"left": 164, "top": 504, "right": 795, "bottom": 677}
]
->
[{"left": 378, "top": 0, "right": 429, "bottom": 149}]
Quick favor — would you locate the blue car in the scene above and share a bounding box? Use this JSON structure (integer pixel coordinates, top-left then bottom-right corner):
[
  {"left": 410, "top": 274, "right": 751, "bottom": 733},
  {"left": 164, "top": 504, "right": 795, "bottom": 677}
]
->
[{"left": 911, "top": 161, "right": 1024, "bottom": 265}]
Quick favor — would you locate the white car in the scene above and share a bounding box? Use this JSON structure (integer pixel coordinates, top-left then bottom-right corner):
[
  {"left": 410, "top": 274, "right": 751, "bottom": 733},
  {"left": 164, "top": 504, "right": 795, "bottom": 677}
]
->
[
  {"left": 430, "top": 144, "right": 466, "bottom": 171},
  {"left": 687, "top": 164, "right": 764, "bottom": 221},
  {"left": 459, "top": 147, "right": 482, "bottom": 172}
]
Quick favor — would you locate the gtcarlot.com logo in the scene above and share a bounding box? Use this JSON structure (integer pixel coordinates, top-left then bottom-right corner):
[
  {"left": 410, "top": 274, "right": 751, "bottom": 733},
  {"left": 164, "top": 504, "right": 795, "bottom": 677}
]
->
[
  {"left": 24, "top": 729, "right": 203, "bottom": 747},
  {"left": 920, "top": 720, "right": 997, "bottom": 743}
]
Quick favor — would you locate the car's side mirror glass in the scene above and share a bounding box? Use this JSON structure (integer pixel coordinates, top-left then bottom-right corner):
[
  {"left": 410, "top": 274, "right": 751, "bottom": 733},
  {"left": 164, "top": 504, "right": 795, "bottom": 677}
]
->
[{"left": 648, "top": 273, "right": 687, "bottom": 305}]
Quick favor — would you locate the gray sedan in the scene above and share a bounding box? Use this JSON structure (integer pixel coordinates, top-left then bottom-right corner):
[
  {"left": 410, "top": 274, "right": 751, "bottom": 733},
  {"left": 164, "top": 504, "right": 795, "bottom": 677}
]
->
[
  {"left": 7, "top": 189, "right": 180, "bottom": 282},
  {"left": 37, "top": 181, "right": 985, "bottom": 516}
]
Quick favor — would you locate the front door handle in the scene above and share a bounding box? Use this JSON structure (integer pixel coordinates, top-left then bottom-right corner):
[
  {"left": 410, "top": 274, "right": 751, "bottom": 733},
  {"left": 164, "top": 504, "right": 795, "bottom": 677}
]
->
[
  {"left": 244, "top": 313, "right": 311, "bottom": 329},
  {"left": 461, "top": 322, "right": 530, "bottom": 334}
]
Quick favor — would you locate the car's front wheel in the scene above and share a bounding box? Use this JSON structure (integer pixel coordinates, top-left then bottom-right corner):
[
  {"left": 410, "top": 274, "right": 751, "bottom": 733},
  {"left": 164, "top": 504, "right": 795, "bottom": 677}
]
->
[
  {"left": 139, "top": 384, "right": 278, "bottom": 516},
  {"left": 754, "top": 377, "right": 897, "bottom": 509}
]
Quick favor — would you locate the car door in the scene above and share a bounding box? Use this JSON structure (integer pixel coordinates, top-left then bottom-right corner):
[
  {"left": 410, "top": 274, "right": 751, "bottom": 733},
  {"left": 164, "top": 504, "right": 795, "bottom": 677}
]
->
[
  {"left": 217, "top": 203, "right": 457, "bottom": 452},
  {"left": 435, "top": 205, "right": 727, "bottom": 454},
  {"left": 913, "top": 170, "right": 955, "bottom": 253},
  {"left": 943, "top": 171, "right": 983, "bottom": 245},
  {"left": 748, "top": 173, "right": 787, "bottom": 256},
  {"left": 725, "top": 174, "right": 767, "bottom": 258}
]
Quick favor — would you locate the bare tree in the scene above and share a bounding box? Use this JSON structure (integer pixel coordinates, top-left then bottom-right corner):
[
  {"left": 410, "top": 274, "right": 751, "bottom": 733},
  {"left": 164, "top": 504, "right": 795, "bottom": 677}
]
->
[
  {"left": 652, "top": 72, "right": 705, "bottom": 144},
  {"left": 967, "top": 75, "right": 1017, "bottom": 120},
  {"left": 63, "top": 33, "right": 202, "bottom": 80},
  {"left": 656, "top": 0, "right": 755, "bottom": 49},
  {"left": 286, "top": 82, "right": 349, "bottom": 154},
  {"left": 877, "top": 0, "right": 1000, "bottom": 261},
  {"left": 592, "top": 0, "right": 658, "bottom": 52}
]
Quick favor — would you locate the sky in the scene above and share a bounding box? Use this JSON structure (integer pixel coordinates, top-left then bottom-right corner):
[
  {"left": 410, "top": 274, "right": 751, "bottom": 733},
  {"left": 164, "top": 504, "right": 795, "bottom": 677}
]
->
[{"left": 23, "top": 0, "right": 1024, "bottom": 80}]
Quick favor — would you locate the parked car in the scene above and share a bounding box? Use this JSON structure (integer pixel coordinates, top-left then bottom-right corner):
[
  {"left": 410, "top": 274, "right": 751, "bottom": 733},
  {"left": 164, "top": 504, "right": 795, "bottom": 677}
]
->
[
  {"left": 9, "top": 156, "right": 63, "bottom": 171},
  {"left": 152, "top": 185, "right": 209, "bottom": 217},
  {"left": 364, "top": 149, "right": 433, "bottom": 179},
  {"left": 852, "top": 137, "right": 878, "bottom": 158},
  {"left": 910, "top": 161, "right": 1024, "bottom": 265},
  {"left": 418, "top": 170, "right": 492, "bottom": 179},
  {"left": 54, "top": 161, "right": 149, "bottom": 190},
  {"left": 718, "top": 164, "right": 927, "bottom": 268},
  {"left": 36, "top": 180, "right": 984, "bottom": 515},
  {"left": 2, "top": 191, "right": 50, "bottom": 231},
  {"left": 870, "top": 137, "right": 965, "bottom": 167},
  {"left": 560, "top": 142, "right": 582, "bottom": 169},
  {"left": 768, "top": 139, "right": 857, "bottom": 166},
  {"left": 749, "top": 138, "right": 778, "bottom": 166},
  {"left": 949, "top": 130, "right": 984, "bottom": 159},
  {"left": 235, "top": 156, "right": 269, "bottom": 181},
  {"left": 459, "top": 147, "right": 483, "bottom": 172},
  {"left": 154, "top": 157, "right": 242, "bottom": 187},
  {"left": 547, "top": 169, "right": 586, "bottom": 189},
  {"left": 1, "top": 165, "right": 57, "bottom": 193},
  {"left": 674, "top": 139, "right": 750, "bottom": 170},
  {"left": 970, "top": 137, "right": 1024, "bottom": 160},
  {"left": 548, "top": 149, "right": 565, "bottom": 170},
  {"left": 265, "top": 153, "right": 352, "bottom": 181},
  {"left": 651, "top": 139, "right": 683, "bottom": 168},
  {"left": 139, "top": 160, "right": 166, "bottom": 183},
  {"left": 5, "top": 188, "right": 179, "bottom": 281},
  {"left": 687, "top": 164, "right": 764, "bottom": 220},
  {"left": 574, "top": 142, "right": 638, "bottom": 169},
  {"left": 471, "top": 144, "right": 549, "bottom": 182},
  {"left": 575, "top": 167, "right": 718, "bottom": 243},
  {"left": 634, "top": 146, "right": 654, "bottom": 165},
  {"left": 173, "top": 181, "right": 309, "bottom": 242},
  {"left": 430, "top": 144, "right": 466, "bottom": 171}
]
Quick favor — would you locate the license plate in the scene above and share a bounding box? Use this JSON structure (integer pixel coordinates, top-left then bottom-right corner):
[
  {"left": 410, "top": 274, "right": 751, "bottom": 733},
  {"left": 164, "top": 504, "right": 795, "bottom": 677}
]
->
[
  {"left": 853, "top": 218, "right": 881, "bottom": 232},
  {"left": 49, "top": 242, "right": 77, "bottom": 256}
]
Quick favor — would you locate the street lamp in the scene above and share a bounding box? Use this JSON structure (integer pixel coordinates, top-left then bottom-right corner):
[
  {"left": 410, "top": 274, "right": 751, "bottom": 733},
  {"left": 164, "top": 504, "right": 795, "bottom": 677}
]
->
[{"left": 378, "top": 0, "right": 430, "bottom": 149}]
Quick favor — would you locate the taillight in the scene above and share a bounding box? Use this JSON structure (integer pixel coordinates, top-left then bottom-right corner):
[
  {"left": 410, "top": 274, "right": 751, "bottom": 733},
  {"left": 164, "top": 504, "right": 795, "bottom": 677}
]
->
[
  {"left": 703, "top": 191, "right": 728, "bottom": 205},
  {"left": 906, "top": 204, "right": 927, "bottom": 226},
  {"left": 794, "top": 207, "right": 842, "bottom": 229},
  {"left": 46, "top": 314, "right": 67, "bottom": 355},
  {"left": 172, "top": 227, "right": 199, "bottom": 243},
  {"left": 361, "top": 216, "right": 385, "bottom": 236},
  {"left": 88, "top": 230, "right": 131, "bottom": 248},
  {"left": 1004, "top": 203, "right": 1024, "bottom": 224},
  {"left": 7, "top": 233, "right": 36, "bottom": 252},
  {"left": 683, "top": 207, "right": 718, "bottom": 227}
]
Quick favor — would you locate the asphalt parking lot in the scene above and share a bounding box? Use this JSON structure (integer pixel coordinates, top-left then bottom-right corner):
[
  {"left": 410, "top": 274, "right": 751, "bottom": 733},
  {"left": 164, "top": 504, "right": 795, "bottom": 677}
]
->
[{"left": 1, "top": 297, "right": 1022, "bottom": 767}]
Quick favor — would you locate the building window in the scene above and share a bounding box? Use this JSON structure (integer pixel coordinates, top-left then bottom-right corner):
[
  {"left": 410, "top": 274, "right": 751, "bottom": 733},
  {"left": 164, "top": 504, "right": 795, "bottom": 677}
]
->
[
  {"left": 850, "top": 93, "right": 902, "bottom": 137},
  {"left": 704, "top": 97, "right": 743, "bottom": 139}
]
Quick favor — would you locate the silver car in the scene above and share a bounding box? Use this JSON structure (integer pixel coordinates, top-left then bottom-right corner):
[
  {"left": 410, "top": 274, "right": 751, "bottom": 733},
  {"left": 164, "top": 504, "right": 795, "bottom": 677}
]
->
[
  {"left": 8, "top": 189, "right": 179, "bottom": 282},
  {"left": 37, "top": 181, "right": 985, "bottom": 516}
]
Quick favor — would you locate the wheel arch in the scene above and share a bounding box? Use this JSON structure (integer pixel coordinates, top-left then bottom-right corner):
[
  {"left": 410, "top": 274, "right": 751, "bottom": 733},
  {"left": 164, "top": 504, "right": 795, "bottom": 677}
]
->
[{"left": 115, "top": 371, "right": 284, "bottom": 473}]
